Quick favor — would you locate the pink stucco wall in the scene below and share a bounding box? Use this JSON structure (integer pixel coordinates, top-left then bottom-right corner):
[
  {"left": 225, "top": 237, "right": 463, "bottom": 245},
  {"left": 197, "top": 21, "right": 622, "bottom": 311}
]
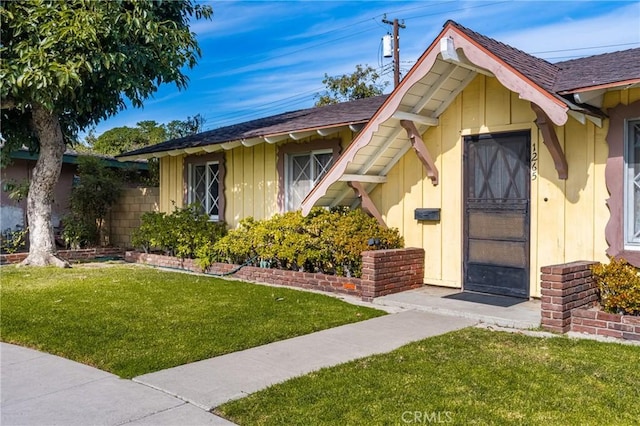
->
[{"left": 1, "top": 159, "right": 75, "bottom": 231}]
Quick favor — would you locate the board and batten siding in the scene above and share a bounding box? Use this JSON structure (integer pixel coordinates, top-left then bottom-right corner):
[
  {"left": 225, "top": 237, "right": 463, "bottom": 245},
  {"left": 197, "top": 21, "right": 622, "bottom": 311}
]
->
[
  {"left": 159, "top": 129, "right": 354, "bottom": 228},
  {"left": 159, "top": 155, "right": 183, "bottom": 213},
  {"left": 371, "top": 75, "right": 640, "bottom": 297}
]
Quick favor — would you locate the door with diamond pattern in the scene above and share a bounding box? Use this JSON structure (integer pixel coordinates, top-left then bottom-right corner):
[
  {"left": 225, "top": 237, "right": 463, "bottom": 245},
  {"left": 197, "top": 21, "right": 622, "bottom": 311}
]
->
[{"left": 463, "top": 132, "right": 530, "bottom": 298}]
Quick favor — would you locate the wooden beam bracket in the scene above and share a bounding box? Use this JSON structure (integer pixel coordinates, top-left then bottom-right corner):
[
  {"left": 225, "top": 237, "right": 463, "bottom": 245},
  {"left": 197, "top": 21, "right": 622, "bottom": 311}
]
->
[
  {"left": 400, "top": 120, "right": 439, "bottom": 185},
  {"left": 531, "top": 103, "right": 568, "bottom": 180},
  {"left": 347, "top": 181, "right": 386, "bottom": 228},
  {"left": 338, "top": 174, "right": 387, "bottom": 183}
]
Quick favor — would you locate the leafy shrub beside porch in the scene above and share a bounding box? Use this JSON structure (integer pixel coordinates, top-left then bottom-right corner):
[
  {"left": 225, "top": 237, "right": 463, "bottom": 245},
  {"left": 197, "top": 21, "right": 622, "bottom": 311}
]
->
[
  {"left": 131, "top": 204, "right": 227, "bottom": 259},
  {"left": 200, "top": 207, "right": 404, "bottom": 277},
  {"left": 591, "top": 257, "right": 640, "bottom": 316}
]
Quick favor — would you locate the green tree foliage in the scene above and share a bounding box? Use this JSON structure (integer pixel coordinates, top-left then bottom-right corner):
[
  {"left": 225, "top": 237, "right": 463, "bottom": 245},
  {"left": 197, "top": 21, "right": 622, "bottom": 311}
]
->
[
  {"left": 315, "top": 64, "right": 388, "bottom": 107},
  {"left": 86, "top": 115, "right": 206, "bottom": 156},
  {"left": 88, "top": 126, "right": 152, "bottom": 156},
  {"left": 86, "top": 120, "right": 166, "bottom": 156},
  {"left": 165, "top": 113, "right": 206, "bottom": 140},
  {"left": 0, "top": 0, "right": 212, "bottom": 265}
]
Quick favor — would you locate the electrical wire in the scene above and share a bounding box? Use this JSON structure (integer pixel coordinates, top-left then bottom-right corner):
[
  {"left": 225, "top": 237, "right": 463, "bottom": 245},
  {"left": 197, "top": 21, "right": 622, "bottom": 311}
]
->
[{"left": 94, "top": 1, "right": 639, "bottom": 137}]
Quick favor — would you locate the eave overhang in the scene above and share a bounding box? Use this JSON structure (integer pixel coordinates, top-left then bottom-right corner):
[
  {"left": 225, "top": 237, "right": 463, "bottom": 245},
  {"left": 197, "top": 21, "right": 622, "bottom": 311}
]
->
[
  {"left": 301, "top": 22, "right": 571, "bottom": 216},
  {"left": 116, "top": 120, "right": 369, "bottom": 162}
]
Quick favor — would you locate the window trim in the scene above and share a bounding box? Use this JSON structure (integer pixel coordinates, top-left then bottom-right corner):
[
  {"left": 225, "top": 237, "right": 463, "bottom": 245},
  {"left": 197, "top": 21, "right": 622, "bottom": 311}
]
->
[
  {"left": 277, "top": 139, "right": 341, "bottom": 212},
  {"left": 285, "top": 149, "right": 333, "bottom": 211},
  {"left": 183, "top": 152, "right": 226, "bottom": 222},
  {"left": 624, "top": 118, "right": 640, "bottom": 249},
  {"left": 605, "top": 100, "right": 640, "bottom": 266}
]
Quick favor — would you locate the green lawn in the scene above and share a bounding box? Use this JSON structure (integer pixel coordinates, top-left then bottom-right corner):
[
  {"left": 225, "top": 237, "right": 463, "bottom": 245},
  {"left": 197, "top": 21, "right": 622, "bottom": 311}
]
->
[
  {"left": 216, "top": 328, "right": 640, "bottom": 425},
  {"left": 0, "top": 264, "right": 383, "bottom": 378}
]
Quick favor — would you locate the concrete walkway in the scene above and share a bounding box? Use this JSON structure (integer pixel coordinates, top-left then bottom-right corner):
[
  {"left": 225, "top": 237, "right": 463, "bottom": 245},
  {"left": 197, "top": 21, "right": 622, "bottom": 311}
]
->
[
  {"left": 1, "top": 310, "right": 475, "bottom": 425},
  {"left": 134, "top": 311, "right": 475, "bottom": 410},
  {"left": 1, "top": 343, "right": 233, "bottom": 426},
  {"left": 374, "top": 286, "right": 541, "bottom": 329}
]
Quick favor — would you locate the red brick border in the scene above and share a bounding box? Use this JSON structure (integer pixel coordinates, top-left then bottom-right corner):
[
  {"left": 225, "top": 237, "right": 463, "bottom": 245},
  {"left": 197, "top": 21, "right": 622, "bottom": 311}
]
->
[
  {"left": 0, "top": 247, "right": 125, "bottom": 265},
  {"left": 540, "top": 260, "right": 640, "bottom": 341},
  {"left": 360, "top": 248, "right": 425, "bottom": 301},
  {"left": 125, "top": 247, "right": 425, "bottom": 302},
  {"left": 572, "top": 309, "right": 640, "bottom": 341}
]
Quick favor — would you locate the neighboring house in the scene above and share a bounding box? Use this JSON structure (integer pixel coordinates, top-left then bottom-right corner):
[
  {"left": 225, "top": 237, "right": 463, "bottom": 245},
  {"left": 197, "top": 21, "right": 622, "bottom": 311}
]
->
[
  {"left": 1, "top": 149, "right": 148, "bottom": 234},
  {"left": 119, "top": 20, "right": 640, "bottom": 299},
  {"left": 117, "top": 95, "right": 387, "bottom": 224}
]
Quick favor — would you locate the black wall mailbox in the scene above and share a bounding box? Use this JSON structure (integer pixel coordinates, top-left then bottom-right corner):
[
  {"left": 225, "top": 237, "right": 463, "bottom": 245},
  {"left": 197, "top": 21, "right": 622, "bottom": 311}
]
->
[{"left": 414, "top": 208, "right": 440, "bottom": 222}]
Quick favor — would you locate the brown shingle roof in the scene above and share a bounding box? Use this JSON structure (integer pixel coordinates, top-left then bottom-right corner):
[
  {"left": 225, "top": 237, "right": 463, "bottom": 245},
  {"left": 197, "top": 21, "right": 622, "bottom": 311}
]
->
[
  {"left": 445, "top": 20, "right": 560, "bottom": 93},
  {"left": 119, "top": 95, "right": 388, "bottom": 157},
  {"left": 121, "top": 21, "right": 640, "bottom": 160},
  {"left": 553, "top": 48, "right": 640, "bottom": 93}
]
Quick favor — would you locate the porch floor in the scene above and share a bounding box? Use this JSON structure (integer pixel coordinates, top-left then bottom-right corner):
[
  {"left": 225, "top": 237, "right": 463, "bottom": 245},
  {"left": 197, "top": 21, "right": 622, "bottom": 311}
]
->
[{"left": 373, "top": 285, "right": 541, "bottom": 329}]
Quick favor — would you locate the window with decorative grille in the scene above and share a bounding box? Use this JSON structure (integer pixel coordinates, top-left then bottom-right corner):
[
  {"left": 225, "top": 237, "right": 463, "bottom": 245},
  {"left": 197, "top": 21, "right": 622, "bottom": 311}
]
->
[
  {"left": 189, "top": 161, "right": 220, "bottom": 220},
  {"left": 285, "top": 150, "right": 333, "bottom": 211}
]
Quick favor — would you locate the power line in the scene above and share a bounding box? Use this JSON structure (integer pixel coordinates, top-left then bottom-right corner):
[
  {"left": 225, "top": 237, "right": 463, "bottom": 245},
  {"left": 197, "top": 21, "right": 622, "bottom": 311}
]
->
[
  {"left": 162, "top": 2, "right": 640, "bottom": 133},
  {"left": 402, "top": 1, "right": 511, "bottom": 21},
  {"left": 532, "top": 42, "right": 640, "bottom": 55},
  {"left": 201, "top": 87, "right": 325, "bottom": 130}
]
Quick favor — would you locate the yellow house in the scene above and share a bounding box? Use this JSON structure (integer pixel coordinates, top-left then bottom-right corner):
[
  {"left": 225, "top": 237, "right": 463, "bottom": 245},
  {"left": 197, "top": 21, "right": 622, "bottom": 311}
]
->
[
  {"left": 303, "top": 20, "right": 640, "bottom": 298},
  {"left": 120, "top": 20, "right": 640, "bottom": 299}
]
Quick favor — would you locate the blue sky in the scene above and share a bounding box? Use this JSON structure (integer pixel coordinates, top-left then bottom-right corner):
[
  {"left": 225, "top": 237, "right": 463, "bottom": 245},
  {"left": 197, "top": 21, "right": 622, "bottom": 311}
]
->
[{"left": 88, "top": 0, "right": 640, "bottom": 139}]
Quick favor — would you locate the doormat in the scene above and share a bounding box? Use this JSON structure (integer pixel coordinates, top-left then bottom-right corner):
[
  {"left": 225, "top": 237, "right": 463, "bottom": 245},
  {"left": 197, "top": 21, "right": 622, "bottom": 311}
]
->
[{"left": 442, "top": 291, "right": 526, "bottom": 307}]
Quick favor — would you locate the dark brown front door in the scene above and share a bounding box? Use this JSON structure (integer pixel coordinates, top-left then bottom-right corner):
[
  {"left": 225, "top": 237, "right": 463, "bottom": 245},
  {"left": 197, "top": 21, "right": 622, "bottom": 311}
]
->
[{"left": 463, "top": 132, "right": 530, "bottom": 298}]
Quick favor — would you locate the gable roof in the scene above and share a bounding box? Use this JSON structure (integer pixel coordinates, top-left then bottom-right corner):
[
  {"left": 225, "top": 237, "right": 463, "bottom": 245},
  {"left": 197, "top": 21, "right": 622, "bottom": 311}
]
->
[
  {"left": 449, "top": 20, "right": 640, "bottom": 96},
  {"left": 118, "top": 95, "right": 388, "bottom": 160},
  {"left": 300, "top": 20, "right": 640, "bottom": 215},
  {"left": 446, "top": 20, "right": 560, "bottom": 94}
]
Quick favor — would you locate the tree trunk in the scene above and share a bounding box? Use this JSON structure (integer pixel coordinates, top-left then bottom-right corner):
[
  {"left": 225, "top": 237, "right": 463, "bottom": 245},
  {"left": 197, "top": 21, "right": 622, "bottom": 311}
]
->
[{"left": 20, "top": 104, "right": 70, "bottom": 267}]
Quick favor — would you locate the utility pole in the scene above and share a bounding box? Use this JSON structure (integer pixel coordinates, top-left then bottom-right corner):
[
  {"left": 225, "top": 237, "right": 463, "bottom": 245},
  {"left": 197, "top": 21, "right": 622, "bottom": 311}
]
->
[{"left": 382, "top": 16, "right": 406, "bottom": 88}]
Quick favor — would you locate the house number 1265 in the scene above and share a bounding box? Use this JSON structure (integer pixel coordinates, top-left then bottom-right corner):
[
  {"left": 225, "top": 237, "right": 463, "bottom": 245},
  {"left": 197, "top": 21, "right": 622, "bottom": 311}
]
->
[{"left": 531, "top": 141, "right": 538, "bottom": 180}]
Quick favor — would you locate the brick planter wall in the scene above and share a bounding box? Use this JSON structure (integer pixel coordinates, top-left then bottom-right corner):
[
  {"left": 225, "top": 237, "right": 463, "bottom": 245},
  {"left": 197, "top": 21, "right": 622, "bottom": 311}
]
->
[
  {"left": 126, "top": 247, "right": 425, "bottom": 301},
  {"left": 540, "top": 260, "right": 640, "bottom": 342},
  {"left": 1, "top": 247, "right": 125, "bottom": 265},
  {"left": 572, "top": 309, "right": 640, "bottom": 341},
  {"left": 360, "top": 248, "right": 425, "bottom": 301},
  {"left": 540, "top": 261, "right": 598, "bottom": 333}
]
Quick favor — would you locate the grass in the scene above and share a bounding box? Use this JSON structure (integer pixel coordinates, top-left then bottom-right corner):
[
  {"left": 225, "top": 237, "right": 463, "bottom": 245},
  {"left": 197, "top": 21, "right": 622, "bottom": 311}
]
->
[
  {"left": 216, "top": 328, "right": 640, "bottom": 425},
  {"left": 0, "top": 263, "right": 384, "bottom": 378}
]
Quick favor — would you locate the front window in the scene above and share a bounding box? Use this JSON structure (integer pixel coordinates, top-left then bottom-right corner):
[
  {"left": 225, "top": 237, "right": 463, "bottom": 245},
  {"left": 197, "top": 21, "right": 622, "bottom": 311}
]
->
[
  {"left": 285, "top": 150, "right": 333, "bottom": 211},
  {"left": 189, "top": 161, "right": 220, "bottom": 220},
  {"left": 625, "top": 119, "right": 640, "bottom": 249}
]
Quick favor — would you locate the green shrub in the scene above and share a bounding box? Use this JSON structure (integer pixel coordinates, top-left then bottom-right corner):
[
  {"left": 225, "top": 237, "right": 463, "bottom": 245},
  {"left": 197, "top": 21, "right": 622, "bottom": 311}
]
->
[
  {"left": 131, "top": 211, "right": 169, "bottom": 253},
  {"left": 206, "top": 207, "right": 403, "bottom": 277},
  {"left": 68, "top": 156, "right": 123, "bottom": 246},
  {"left": 591, "top": 257, "right": 640, "bottom": 316},
  {"left": 0, "top": 227, "right": 28, "bottom": 254},
  {"left": 60, "top": 216, "right": 92, "bottom": 249},
  {"left": 131, "top": 204, "right": 226, "bottom": 258}
]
